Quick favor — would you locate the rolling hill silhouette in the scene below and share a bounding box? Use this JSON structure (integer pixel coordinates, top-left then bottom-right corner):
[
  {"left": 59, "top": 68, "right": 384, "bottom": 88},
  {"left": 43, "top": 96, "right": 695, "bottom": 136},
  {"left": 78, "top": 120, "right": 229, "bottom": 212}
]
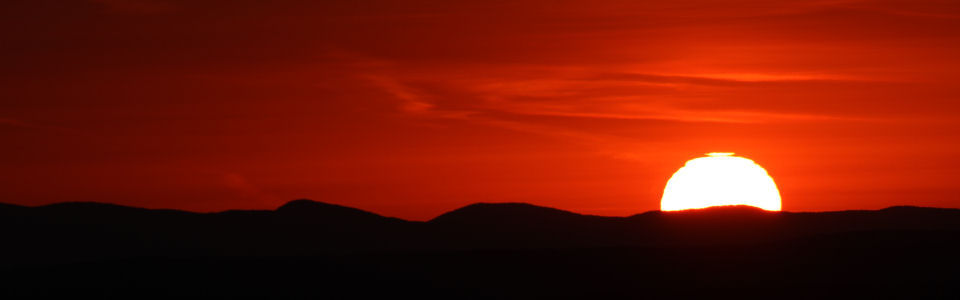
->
[{"left": 2, "top": 200, "right": 960, "bottom": 298}]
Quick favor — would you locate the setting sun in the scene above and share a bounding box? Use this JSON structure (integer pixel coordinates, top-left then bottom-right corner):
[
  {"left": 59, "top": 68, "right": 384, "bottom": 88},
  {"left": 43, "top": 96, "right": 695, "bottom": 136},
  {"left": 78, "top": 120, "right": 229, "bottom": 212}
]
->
[{"left": 661, "top": 153, "right": 781, "bottom": 211}]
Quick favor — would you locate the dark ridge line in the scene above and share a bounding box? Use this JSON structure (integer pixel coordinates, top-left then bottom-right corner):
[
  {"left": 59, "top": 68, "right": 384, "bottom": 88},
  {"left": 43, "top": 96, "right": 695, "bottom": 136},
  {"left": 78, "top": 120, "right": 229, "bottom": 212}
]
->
[{"left": 1, "top": 199, "right": 952, "bottom": 222}]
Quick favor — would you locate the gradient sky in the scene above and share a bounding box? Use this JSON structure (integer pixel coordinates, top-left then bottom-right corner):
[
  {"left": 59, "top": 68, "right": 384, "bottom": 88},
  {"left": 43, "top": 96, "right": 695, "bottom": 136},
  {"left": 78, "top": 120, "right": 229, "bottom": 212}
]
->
[{"left": 3, "top": 0, "right": 960, "bottom": 220}]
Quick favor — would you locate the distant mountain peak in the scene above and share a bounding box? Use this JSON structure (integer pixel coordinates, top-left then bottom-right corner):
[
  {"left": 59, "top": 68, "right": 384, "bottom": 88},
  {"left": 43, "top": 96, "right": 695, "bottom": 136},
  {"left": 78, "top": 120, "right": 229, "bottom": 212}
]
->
[
  {"left": 665, "top": 205, "right": 773, "bottom": 213},
  {"left": 429, "top": 202, "right": 591, "bottom": 225},
  {"left": 277, "top": 199, "right": 343, "bottom": 211},
  {"left": 455, "top": 202, "right": 572, "bottom": 212},
  {"left": 438, "top": 202, "right": 577, "bottom": 216},
  {"left": 275, "top": 199, "right": 400, "bottom": 224}
]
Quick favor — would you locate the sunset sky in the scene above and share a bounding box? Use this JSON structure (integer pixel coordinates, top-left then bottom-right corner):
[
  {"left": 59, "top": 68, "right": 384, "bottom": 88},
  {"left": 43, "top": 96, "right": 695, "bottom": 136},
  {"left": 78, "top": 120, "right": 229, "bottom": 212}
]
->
[{"left": 3, "top": 0, "right": 960, "bottom": 220}]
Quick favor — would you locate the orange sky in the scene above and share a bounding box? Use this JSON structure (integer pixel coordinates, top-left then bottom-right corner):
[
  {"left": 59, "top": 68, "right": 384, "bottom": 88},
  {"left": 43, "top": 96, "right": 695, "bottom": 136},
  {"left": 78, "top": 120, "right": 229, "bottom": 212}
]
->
[{"left": 2, "top": 0, "right": 960, "bottom": 220}]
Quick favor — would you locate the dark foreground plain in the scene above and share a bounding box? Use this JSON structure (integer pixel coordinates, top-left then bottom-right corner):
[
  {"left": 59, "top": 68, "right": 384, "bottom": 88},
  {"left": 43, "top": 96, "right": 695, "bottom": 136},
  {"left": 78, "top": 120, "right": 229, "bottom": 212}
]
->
[{"left": 2, "top": 200, "right": 960, "bottom": 298}]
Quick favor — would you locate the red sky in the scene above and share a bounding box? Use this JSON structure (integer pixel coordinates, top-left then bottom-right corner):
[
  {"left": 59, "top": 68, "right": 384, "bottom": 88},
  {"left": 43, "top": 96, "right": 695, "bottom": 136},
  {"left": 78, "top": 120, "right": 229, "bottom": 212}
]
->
[{"left": 3, "top": 0, "right": 960, "bottom": 220}]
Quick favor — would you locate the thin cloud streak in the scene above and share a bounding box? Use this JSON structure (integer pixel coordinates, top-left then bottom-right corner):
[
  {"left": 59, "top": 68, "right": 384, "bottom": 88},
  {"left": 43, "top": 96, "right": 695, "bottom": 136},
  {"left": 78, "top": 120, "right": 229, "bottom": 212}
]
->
[
  {"left": 359, "top": 58, "right": 882, "bottom": 125},
  {"left": 498, "top": 108, "right": 876, "bottom": 124},
  {"left": 359, "top": 59, "right": 887, "bottom": 165}
]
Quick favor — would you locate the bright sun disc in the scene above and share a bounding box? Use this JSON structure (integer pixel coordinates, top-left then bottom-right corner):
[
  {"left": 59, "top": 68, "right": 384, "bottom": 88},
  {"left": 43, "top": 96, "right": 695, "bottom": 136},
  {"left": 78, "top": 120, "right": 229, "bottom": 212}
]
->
[{"left": 660, "top": 152, "right": 781, "bottom": 211}]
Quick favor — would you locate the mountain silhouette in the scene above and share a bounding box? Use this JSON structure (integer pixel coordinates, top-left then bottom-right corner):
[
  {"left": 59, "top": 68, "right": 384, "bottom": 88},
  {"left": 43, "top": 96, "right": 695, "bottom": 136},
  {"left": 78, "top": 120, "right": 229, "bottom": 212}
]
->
[
  {"left": 429, "top": 202, "right": 617, "bottom": 232},
  {"left": 430, "top": 202, "right": 592, "bottom": 225},
  {"left": 273, "top": 199, "right": 407, "bottom": 226},
  {"left": 277, "top": 199, "right": 391, "bottom": 219},
  {"left": 2, "top": 200, "right": 960, "bottom": 298}
]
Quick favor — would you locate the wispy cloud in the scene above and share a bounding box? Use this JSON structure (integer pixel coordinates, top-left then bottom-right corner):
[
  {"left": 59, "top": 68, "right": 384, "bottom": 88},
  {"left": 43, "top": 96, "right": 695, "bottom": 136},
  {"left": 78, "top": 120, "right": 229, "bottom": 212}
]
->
[
  {"left": 354, "top": 58, "right": 883, "bottom": 162},
  {"left": 364, "top": 75, "right": 436, "bottom": 114},
  {"left": 497, "top": 106, "right": 874, "bottom": 124},
  {"left": 466, "top": 71, "right": 880, "bottom": 124},
  {"left": 587, "top": 72, "right": 859, "bottom": 86},
  {"left": 362, "top": 74, "right": 479, "bottom": 120}
]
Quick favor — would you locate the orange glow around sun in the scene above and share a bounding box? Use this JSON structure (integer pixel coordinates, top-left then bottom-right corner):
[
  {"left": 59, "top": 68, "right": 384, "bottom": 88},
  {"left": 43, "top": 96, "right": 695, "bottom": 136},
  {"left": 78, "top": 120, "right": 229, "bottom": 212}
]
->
[{"left": 661, "top": 153, "right": 781, "bottom": 211}]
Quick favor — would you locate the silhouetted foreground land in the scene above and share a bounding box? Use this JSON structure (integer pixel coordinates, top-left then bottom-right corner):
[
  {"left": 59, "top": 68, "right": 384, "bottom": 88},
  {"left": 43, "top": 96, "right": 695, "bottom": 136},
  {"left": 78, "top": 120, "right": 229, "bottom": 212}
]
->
[{"left": 2, "top": 200, "right": 960, "bottom": 298}]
